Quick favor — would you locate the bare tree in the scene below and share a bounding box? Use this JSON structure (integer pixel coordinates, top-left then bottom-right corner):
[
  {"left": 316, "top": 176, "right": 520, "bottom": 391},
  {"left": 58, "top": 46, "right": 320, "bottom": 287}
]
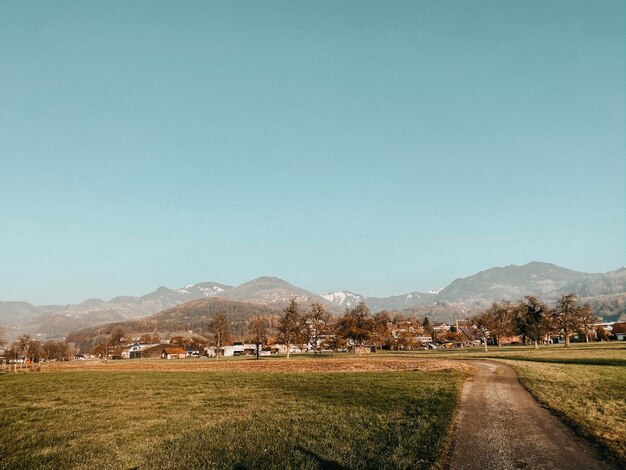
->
[
  {"left": 515, "top": 296, "right": 550, "bottom": 349},
  {"left": 595, "top": 325, "right": 609, "bottom": 342},
  {"left": 63, "top": 341, "right": 79, "bottom": 360},
  {"left": 138, "top": 334, "right": 161, "bottom": 344},
  {"left": 109, "top": 326, "right": 126, "bottom": 346},
  {"left": 552, "top": 293, "right": 582, "bottom": 348},
  {"left": 326, "top": 317, "right": 345, "bottom": 356},
  {"left": 209, "top": 310, "right": 230, "bottom": 359},
  {"left": 249, "top": 315, "right": 268, "bottom": 360},
  {"left": 304, "top": 303, "right": 331, "bottom": 356},
  {"left": 14, "top": 335, "right": 42, "bottom": 369},
  {"left": 278, "top": 298, "right": 301, "bottom": 359},
  {"left": 577, "top": 304, "right": 597, "bottom": 343},
  {"left": 337, "top": 302, "right": 373, "bottom": 356},
  {"left": 397, "top": 330, "right": 415, "bottom": 350},
  {"left": 42, "top": 340, "right": 65, "bottom": 361},
  {"left": 372, "top": 311, "right": 393, "bottom": 351},
  {"left": 486, "top": 301, "right": 516, "bottom": 346},
  {"left": 472, "top": 312, "right": 492, "bottom": 352},
  {"left": 91, "top": 342, "right": 109, "bottom": 359}
]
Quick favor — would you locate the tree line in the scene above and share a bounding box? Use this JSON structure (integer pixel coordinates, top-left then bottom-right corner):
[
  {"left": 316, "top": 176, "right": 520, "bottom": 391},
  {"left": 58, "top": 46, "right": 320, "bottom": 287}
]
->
[
  {"left": 11, "top": 292, "right": 609, "bottom": 361},
  {"left": 1, "top": 335, "right": 80, "bottom": 369},
  {"left": 470, "top": 293, "right": 603, "bottom": 351},
  {"left": 244, "top": 299, "right": 431, "bottom": 357}
]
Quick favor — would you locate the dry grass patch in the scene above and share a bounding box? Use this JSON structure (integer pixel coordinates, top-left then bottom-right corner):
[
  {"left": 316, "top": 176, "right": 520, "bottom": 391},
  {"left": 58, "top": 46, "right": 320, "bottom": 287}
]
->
[{"left": 40, "top": 356, "right": 470, "bottom": 374}]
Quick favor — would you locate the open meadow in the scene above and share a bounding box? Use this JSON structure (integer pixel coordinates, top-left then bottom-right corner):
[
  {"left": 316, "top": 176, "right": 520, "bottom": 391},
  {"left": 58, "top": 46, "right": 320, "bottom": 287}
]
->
[
  {"left": 1, "top": 345, "right": 624, "bottom": 469},
  {"left": 0, "top": 358, "right": 468, "bottom": 470}
]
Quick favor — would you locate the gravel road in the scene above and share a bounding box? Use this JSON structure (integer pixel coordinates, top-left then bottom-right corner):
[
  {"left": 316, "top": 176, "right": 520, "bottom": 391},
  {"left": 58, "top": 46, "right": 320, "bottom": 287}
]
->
[{"left": 447, "top": 360, "right": 612, "bottom": 470}]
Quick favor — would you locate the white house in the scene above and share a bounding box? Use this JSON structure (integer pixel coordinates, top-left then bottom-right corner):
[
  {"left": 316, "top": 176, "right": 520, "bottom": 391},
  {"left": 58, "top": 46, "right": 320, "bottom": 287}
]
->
[
  {"left": 124, "top": 343, "right": 161, "bottom": 359},
  {"left": 415, "top": 335, "right": 433, "bottom": 343},
  {"left": 271, "top": 344, "right": 302, "bottom": 355},
  {"left": 205, "top": 344, "right": 261, "bottom": 357},
  {"left": 432, "top": 322, "right": 451, "bottom": 332}
]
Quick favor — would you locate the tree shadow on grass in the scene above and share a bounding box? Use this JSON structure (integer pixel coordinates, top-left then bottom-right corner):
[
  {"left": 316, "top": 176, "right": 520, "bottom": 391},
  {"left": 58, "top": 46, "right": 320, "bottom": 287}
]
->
[{"left": 296, "top": 446, "right": 348, "bottom": 470}]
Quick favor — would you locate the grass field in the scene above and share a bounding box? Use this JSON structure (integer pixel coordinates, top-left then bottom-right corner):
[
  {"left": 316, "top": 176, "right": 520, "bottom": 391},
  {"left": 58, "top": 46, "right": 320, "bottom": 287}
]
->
[
  {"left": 0, "top": 358, "right": 467, "bottom": 470},
  {"left": 2, "top": 345, "right": 623, "bottom": 468},
  {"left": 389, "top": 342, "right": 626, "bottom": 463}
]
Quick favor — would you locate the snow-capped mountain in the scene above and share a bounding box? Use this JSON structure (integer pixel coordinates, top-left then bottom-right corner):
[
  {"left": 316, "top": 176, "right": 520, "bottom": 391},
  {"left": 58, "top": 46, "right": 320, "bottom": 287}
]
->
[
  {"left": 322, "top": 291, "right": 366, "bottom": 308},
  {"left": 176, "top": 282, "right": 231, "bottom": 298},
  {"left": 3, "top": 262, "right": 625, "bottom": 341}
]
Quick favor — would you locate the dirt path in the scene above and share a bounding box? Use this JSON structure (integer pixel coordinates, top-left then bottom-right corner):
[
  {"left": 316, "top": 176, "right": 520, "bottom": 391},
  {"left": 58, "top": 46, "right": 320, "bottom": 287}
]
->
[{"left": 448, "top": 360, "right": 612, "bottom": 470}]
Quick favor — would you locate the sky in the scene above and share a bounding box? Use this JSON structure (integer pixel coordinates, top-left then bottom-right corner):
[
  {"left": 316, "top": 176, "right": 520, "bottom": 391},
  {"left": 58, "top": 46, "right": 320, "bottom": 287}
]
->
[{"left": 1, "top": 0, "right": 624, "bottom": 305}]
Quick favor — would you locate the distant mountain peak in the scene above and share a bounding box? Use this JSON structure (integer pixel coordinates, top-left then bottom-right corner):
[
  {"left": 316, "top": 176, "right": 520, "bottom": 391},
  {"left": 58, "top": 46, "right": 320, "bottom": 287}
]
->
[
  {"left": 322, "top": 291, "right": 365, "bottom": 308},
  {"left": 176, "top": 282, "right": 231, "bottom": 298},
  {"left": 238, "top": 276, "right": 291, "bottom": 287},
  {"left": 3, "top": 261, "right": 625, "bottom": 342}
]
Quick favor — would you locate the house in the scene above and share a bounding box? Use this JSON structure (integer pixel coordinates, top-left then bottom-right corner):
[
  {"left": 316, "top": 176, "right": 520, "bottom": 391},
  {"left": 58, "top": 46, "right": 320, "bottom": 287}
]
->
[
  {"left": 594, "top": 321, "right": 615, "bottom": 332},
  {"left": 415, "top": 335, "right": 433, "bottom": 343},
  {"left": 108, "top": 346, "right": 126, "bottom": 360},
  {"left": 204, "top": 347, "right": 220, "bottom": 357},
  {"left": 497, "top": 335, "right": 523, "bottom": 345},
  {"left": 185, "top": 347, "right": 201, "bottom": 358},
  {"left": 161, "top": 347, "right": 186, "bottom": 359},
  {"left": 612, "top": 322, "right": 626, "bottom": 340},
  {"left": 125, "top": 343, "right": 161, "bottom": 359},
  {"left": 205, "top": 344, "right": 263, "bottom": 357},
  {"left": 271, "top": 344, "right": 302, "bottom": 355},
  {"left": 432, "top": 322, "right": 451, "bottom": 332}
]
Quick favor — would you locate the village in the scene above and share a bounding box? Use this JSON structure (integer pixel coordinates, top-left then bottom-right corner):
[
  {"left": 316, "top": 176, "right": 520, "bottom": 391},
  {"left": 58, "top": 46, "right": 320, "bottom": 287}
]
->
[
  {"left": 2, "top": 300, "right": 625, "bottom": 368},
  {"left": 98, "top": 317, "right": 626, "bottom": 361}
]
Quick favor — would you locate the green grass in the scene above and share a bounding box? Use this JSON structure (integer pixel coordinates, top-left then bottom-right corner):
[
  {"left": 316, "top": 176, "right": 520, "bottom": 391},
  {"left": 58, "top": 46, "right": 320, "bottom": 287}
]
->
[
  {"left": 0, "top": 369, "right": 464, "bottom": 469},
  {"left": 502, "top": 359, "right": 625, "bottom": 462},
  {"left": 382, "top": 342, "right": 626, "bottom": 463}
]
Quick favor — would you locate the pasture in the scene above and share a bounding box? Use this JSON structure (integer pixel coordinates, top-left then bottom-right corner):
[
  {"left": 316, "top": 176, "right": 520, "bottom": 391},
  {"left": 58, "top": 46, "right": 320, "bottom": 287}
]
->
[
  {"left": 1, "top": 344, "right": 624, "bottom": 468},
  {"left": 0, "top": 358, "right": 467, "bottom": 470}
]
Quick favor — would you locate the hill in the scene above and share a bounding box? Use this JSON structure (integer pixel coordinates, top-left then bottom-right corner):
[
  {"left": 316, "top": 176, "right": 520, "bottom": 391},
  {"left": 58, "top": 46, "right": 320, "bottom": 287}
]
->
[
  {"left": 437, "top": 262, "right": 600, "bottom": 302},
  {"left": 65, "top": 298, "right": 279, "bottom": 353},
  {"left": 223, "top": 276, "right": 337, "bottom": 310}
]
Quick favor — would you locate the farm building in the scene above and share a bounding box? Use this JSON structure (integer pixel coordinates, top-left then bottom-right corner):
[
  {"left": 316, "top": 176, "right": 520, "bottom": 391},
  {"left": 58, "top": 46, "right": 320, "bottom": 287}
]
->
[
  {"left": 161, "top": 347, "right": 186, "bottom": 359},
  {"left": 612, "top": 322, "right": 626, "bottom": 340},
  {"left": 125, "top": 343, "right": 161, "bottom": 359}
]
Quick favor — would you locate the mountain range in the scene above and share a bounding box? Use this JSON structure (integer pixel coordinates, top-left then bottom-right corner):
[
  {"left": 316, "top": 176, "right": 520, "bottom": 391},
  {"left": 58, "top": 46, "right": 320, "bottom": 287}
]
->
[{"left": 1, "top": 262, "right": 625, "bottom": 341}]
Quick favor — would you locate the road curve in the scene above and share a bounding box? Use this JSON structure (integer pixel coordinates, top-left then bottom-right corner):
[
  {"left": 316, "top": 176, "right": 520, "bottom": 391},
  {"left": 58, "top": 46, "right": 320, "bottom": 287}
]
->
[{"left": 447, "top": 360, "right": 612, "bottom": 470}]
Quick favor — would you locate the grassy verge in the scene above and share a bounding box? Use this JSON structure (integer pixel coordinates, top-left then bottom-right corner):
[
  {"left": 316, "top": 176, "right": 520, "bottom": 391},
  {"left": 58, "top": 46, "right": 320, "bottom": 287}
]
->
[
  {"left": 498, "top": 357, "right": 625, "bottom": 463},
  {"left": 0, "top": 364, "right": 465, "bottom": 469},
  {"left": 384, "top": 343, "right": 626, "bottom": 463}
]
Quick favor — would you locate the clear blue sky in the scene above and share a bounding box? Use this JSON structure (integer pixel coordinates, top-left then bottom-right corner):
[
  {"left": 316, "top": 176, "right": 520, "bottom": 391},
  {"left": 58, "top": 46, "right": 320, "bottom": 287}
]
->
[{"left": 1, "top": 1, "right": 624, "bottom": 304}]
